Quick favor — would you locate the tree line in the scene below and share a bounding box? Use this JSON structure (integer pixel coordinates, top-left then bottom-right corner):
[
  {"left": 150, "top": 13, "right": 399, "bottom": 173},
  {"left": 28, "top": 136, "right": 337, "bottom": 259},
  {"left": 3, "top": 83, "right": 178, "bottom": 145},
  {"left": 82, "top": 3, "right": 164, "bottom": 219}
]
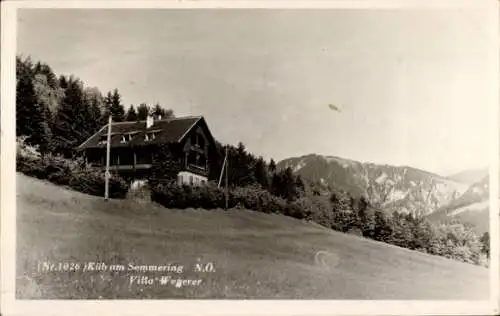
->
[
  {"left": 16, "top": 55, "right": 490, "bottom": 266},
  {"left": 328, "top": 191, "right": 490, "bottom": 265},
  {"left": 16, "top": 55, "right": 306, "bottom": 201},
  {"left": 16, "top": 56, "right": 173, "bottom": 158}
]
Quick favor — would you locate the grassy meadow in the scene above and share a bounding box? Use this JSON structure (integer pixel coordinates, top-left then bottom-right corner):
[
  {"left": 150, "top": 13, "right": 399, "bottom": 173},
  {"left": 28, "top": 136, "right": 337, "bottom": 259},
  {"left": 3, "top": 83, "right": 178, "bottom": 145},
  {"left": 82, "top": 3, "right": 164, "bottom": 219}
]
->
[{"left": 16, "top": 173, "right": 489, "bottom": 299}]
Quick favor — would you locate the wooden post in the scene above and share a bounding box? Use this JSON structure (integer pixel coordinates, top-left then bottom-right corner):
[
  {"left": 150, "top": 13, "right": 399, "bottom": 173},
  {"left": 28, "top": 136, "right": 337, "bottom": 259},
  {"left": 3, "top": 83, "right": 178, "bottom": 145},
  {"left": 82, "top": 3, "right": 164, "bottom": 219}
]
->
[
  {"left": 105, "top": 115, "right": 112, "bottom": 200},
  {"left": 217, "top": 155, "right": 226, "bottom": 188},
  {"left": 225, "top": 145, "right": 228, "bottom": 210}
]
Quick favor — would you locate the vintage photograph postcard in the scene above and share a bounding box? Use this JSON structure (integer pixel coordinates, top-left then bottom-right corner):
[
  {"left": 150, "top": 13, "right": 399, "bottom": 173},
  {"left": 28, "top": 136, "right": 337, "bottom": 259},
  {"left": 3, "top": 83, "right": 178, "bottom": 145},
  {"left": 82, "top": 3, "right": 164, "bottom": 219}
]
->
[{"left": 1, "top": 0, "right": 499, "bottom": 315}]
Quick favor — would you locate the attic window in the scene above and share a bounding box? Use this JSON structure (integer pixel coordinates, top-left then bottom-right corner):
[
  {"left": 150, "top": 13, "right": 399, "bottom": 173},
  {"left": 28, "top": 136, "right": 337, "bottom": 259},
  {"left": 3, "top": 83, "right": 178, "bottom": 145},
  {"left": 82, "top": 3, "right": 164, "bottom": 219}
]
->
[
  {"left": 145, "top": 131, "right": 160, "bottom": 142},
  {"left": 191, "top": 133, "right": 205, "bottom": 148},
  {"left": 120, "top": 132, "right": 137, "bottom": 143}
]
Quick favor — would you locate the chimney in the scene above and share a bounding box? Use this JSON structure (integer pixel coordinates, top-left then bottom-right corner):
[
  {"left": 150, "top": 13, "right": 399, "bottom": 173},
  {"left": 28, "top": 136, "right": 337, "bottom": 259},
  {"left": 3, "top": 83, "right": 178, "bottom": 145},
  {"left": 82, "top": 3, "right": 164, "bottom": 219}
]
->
[{"left": 146, "top": 115, "right": 154, "bottom": 128}]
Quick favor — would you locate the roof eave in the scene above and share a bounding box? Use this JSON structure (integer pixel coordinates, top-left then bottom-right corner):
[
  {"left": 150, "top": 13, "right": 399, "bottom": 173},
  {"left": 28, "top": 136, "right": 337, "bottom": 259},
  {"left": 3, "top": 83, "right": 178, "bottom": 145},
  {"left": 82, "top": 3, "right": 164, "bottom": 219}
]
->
[
  {"left": 176, "top": 116, "right": 203, "bottom": 143},
  {"left": 76, "top": 125, "right": 108, "bottom": 151}
]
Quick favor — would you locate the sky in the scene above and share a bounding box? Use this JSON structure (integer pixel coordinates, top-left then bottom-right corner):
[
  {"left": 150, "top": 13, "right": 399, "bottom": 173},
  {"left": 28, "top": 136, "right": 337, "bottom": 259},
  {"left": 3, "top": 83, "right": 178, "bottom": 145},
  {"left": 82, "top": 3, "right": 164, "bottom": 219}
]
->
[{"left": 17, "top": 8, "right": 495, "bottom": 175}]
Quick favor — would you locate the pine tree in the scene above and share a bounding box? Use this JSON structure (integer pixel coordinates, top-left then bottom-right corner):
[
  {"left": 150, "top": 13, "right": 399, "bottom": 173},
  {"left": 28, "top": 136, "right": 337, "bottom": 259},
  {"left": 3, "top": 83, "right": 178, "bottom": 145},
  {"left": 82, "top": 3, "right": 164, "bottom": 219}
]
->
[
  {"left": 137, "top": 103, "right": 150, "bottom": 120},
  {"left": 152, "top": 103, "right": 165, "bottom": 118},
  {"left": 480, "top": 232, "right": 490, "bottom": 258},
  {"left": 103, "top": 91, "right": 112, "bottom": 118},
  {"left": 83, "top": 87, "right": 105, "bottom": 130},
  {"left": 283, "top": 167, "right": 299, "bottom": 200},
  {"left": 16, "top": 72, "right": 38, "bottom": 137},
  {"left": 16, "top": 72, "right": 52, "bottom": 154},
  {"left": 271, "top": 167, "right": 299, "bottom": 201},
  {"left": 125, "top": 105, "right": 138, "bottom": 121},
  {"left": 37, "top": 105, "right": 53, "bottom": 155},
  {"left": 330, "top": 190, "right": 356, "bottom": 232},
  {"left": 33, "top": 73, "right": 60, "bottom": 114},
  {"left": 52, "top": 78, "right": 94, "bottom": 157},
  {"left": 373, "top": 209, "right": 393, "bottom": 242},
  {"left": 59, "top": 75, "right": 68, "bottom": 89},
  {"left": 39, "top": 63, "right": 58, "bottom": 89},
  {"left": 269, "top": 158, "right": 277, "bottom": 173},
  {"left": 16, "top": 56, "right": 34, "bottom": 81},
  {"left": 151, "top": 103, "right": 175, "bottom": 119},
  {"left": 254, "top": 156, "right": 270, "bottom": 189},
  {"left": 109, "top": 89, "right": 125, "bottom": 122},
  {"left": 389, "top": 211, "right": 414, "bottom": 248},
  {"left": 295, "top": 174, "right": 305, "bottom": 196},
  {"left": 228, "top": 142, "right": 256, "bottom": 187},
  {"left": 88, "top": 99, "right": 103, "bottom": 132}
]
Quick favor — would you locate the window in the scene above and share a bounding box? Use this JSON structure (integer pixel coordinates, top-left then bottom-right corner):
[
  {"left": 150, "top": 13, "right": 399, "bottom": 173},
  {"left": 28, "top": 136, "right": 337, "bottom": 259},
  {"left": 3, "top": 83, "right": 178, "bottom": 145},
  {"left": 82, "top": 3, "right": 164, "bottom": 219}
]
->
[
  {"left": 187, "top": 152, "right": 206, "bottom": 170},
  {"left": 145, "top": 131, "right": 160, "bottom": 142},
  {"left": 201, "top": 180, "right": 206, "bottom": 185},
  {"left": 190, "top": 133, "right": 205, "bottom": 148},
  {"left": 120, "top": 133, "right": 136, "bottom": 143},
  {"left": 189, "top": 176, "right": 193, "bottom": 185},
  {"left": 177, "top": 175, "right": 183, "bottom": 186}
]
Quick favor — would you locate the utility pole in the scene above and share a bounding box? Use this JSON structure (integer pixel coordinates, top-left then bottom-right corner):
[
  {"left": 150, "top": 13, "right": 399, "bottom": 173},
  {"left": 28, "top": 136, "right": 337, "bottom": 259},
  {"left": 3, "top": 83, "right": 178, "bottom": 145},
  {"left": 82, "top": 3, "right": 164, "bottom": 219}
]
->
[
  {"left": 104, "top": 115, "right": 112, "bottom": 200},
  {"left": 225, "top": 145, "right": 228, "bottom": 210},
  {"left": 217, "top": 153, "right": 226, "bottom": 188}
]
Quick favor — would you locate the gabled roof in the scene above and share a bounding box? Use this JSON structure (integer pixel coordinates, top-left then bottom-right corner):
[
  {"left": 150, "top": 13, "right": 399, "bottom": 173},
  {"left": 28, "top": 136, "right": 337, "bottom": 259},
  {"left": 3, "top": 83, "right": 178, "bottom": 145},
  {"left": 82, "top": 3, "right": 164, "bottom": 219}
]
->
[{"left": 77, "top": 116, "right": 203, "bottom": 150}]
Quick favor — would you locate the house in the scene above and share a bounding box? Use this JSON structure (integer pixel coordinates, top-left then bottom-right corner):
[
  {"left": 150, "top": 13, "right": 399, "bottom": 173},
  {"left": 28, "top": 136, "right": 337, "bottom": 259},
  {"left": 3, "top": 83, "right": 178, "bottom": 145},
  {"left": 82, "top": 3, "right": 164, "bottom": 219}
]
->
[{"left": 76, "top": 115, "right": 217, "bottom": 186}]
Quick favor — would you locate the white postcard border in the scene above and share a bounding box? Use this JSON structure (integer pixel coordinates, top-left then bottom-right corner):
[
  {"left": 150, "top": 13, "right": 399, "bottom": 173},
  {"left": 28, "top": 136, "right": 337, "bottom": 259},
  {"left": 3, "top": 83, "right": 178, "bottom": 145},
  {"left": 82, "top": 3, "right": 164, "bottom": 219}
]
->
[{"left": 1, "top": 1, "right": 499, "bottom": 315}]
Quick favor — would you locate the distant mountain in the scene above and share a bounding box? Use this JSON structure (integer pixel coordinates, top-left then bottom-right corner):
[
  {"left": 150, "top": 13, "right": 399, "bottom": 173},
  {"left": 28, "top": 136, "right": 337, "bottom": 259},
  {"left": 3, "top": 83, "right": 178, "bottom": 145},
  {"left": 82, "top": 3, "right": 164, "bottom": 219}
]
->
[
  {"left": 427, "top": 176, "right": 490, "bottom": 234},
  {"left": 447, "top": 168, "right": 489, "bottom": 185},
  {"left": 277, "top": 154, "right": 470, "bottom": 217}
]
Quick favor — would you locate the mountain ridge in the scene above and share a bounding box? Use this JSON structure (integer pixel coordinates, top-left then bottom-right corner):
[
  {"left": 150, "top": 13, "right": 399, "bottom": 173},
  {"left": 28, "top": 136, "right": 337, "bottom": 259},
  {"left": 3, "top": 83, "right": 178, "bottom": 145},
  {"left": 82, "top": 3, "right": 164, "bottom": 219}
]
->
[
  {"left": 446, "top": 168, "right": 489, "bottom": 185},
  {"left": 427, "top": 175, "right": 489, "bottom": 234},
  {"left": 277, "top": 153, "right": 471, "bottom": 217}
]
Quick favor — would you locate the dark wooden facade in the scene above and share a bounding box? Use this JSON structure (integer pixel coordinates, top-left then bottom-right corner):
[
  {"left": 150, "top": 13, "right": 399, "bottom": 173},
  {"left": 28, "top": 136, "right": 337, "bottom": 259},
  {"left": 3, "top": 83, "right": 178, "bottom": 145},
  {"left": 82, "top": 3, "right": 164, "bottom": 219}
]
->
[{"left": 77, "top": 116, "right": 217, "bottom": 183}]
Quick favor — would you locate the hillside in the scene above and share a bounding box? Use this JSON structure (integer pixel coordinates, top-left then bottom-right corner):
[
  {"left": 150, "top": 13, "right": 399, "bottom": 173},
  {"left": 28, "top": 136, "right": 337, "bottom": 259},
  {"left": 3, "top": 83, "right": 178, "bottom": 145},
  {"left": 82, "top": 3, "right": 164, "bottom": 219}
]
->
[
  {"left": 427, "top": 176, "right": 490, "bottom": 234},
  {"left": 16, "top": 173, "right": 489, "bottom": 299},
  {"left": 447, "top": 168, "right": 489, "bottom": 185},
  {"left": 277, "top": 154, "right": 469, "bottom": 216}
]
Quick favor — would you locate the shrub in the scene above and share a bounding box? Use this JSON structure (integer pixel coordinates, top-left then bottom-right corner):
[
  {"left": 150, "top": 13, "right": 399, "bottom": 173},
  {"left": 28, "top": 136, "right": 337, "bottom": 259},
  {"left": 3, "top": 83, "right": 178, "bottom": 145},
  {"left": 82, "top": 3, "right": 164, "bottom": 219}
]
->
[
  {"left": 69, "top": 169, "right": 129, "bottom": 199},
  {"left": 306, "top": 196, "right": 334, "bottom": 228},
  {"left": 151, "top": 182, "right": 231, "bottom": 210},
  {"left": 17, "top": 139, "right": 129, "bottom": 199},
  {"left": 17, "top": 155, "right": 46, "bottom": 179},
  {"left": 285, "top": 197, "right": 314, "bottom": 219},
  {"left": 231, "top": 185, "right": 288, "bottom": 214},
  {"left": 151, "top": 182, "right": 293, "bottom": 214},
  {"left": 44, "top": 155, "right": 75, "bottom": 186},
  {"left": 16, "top": 136, "right": 41, "bottom": 160}
]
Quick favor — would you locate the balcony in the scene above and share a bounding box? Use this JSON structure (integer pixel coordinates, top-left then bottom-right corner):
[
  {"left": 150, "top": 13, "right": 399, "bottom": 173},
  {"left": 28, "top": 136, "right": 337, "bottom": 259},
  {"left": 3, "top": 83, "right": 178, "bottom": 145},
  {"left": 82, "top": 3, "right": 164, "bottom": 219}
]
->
[
  {"left": 186, "top": 163, "right": 208, "bottom": 176},
  {"left": 91, "top": 163, "right": 152, "bottom": 171}
]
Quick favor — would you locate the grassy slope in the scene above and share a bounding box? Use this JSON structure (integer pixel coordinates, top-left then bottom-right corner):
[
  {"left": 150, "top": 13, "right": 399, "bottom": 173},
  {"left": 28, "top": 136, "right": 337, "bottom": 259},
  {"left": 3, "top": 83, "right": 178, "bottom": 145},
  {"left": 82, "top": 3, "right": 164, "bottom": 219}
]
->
[{"left": 16, "top": 173, "right": 489, "bottom": 299}]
